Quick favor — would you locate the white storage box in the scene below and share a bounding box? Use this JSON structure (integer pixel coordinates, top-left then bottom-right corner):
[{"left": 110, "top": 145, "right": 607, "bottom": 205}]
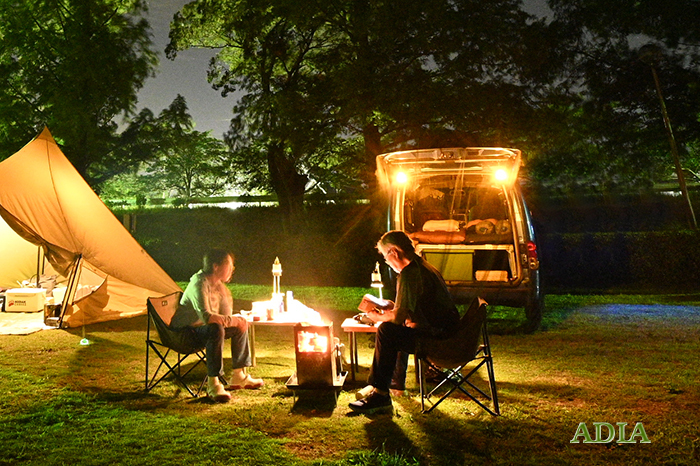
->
[{"left": 5, "top": 288, "right": 47, "bottom": 312}]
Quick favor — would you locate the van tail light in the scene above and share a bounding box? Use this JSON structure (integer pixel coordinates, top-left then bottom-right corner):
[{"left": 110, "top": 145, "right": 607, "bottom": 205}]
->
[{"left": 526, "top": 241, "right": 539, "bottom": 270}]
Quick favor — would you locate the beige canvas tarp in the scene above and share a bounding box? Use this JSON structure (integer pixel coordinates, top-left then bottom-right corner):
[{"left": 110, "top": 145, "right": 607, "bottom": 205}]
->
[
  {"left": 0, "top": 214, "right": 38, "bottom": 288},
  {"left": 0, "top": 128, "right": 180, "bottom": 327}
]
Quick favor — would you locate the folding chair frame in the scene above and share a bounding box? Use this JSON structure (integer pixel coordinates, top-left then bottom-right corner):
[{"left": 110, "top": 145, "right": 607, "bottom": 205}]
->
[
  {"left": 145, "top": 293, "right": 208, "bottom": 397},
  {"left": 418, "top": 318, "right": 500, "bottom": 416},
  {"left": 145, "top": 326, "right": 208, "bottom": 397}
]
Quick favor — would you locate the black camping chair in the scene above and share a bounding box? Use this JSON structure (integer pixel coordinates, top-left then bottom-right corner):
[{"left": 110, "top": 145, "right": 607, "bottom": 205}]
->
[
  {"left": 145, "top": 292, "right": 208, "bottom": 397},
  {"left": 416, "top": 297, "right": 500, "bottom": 415}
]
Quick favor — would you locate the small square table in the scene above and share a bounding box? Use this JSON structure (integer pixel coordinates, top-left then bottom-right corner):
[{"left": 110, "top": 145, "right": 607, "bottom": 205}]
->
[{"left": 341, "top": 318, "right": 379, "bottom": 381}]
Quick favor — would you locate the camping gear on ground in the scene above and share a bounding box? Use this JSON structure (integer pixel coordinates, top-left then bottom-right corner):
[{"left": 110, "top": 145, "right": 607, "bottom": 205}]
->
[
  {"left": 44, "top": 303, "right": 62, "bottom": 328},
  {"left": 4, "top": 288, "right": 46, "bottom": 312}
]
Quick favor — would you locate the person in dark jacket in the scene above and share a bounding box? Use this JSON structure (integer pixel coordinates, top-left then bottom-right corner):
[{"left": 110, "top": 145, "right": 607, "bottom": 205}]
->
[{"left": 349, "top": 231, "right": 459, "bottom": 414}]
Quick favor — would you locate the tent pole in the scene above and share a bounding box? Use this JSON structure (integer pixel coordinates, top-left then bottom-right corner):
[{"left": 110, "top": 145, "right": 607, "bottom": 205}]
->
[
  {"left": 35, "top": 247, "right": 41, "bottom": 288},
  {"left": 57, "top": 254, "right": 83, "bottom": 328}
]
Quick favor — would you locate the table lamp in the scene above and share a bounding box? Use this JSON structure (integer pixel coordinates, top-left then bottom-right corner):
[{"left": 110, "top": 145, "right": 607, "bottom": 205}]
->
[
  {"left": 272, "top": 257, "right": 283, "bottom": 298},
  {"left": 370, "top": 262, "right": 383, "bottom": 300}
]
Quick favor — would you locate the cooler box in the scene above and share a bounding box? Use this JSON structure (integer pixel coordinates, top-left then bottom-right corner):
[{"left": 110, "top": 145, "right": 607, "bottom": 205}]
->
[
  {"left": 5, "top": 288, "right": 46, "bottom": 312},
  {"left": 423, "top": 250, "right": 473, "bottom": 282}
]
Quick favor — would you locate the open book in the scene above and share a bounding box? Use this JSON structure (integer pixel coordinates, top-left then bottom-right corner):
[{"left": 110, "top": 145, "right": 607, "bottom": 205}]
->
[{"left": 357, "top": 294, "right": 391, "bottom": 313}]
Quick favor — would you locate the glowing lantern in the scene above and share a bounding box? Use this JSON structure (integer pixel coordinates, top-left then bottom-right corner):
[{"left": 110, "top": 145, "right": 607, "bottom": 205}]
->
[{"left": 272, "top": 257, "right": 282, "bottom": 297}]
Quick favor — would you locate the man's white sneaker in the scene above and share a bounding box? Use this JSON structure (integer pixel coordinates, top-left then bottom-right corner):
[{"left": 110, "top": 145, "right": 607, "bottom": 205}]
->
[
  {"left": 355, "top": 385, "right": 374, "bottom": 400},
  {"left": 227, "top": 373, "right": 264, "bottom": 390},
  {"left": 207, "top": 377, "right": 231, "bottom": 402}
]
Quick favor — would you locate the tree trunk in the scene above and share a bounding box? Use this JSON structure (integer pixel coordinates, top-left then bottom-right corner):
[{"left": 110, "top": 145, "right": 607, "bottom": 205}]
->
[
  {"left": 363, "top": 122, "right": 383, "bottom": 191},
  {"left": 362, "top": 122, "right": 389, "bottom": 232},
  {"left": 267, "top": 143, "right": 308, "bottom": 233}
]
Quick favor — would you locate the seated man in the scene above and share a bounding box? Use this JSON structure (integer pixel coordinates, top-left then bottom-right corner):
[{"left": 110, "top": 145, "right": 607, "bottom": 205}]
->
[
  {"left": 349, "top": 231, "right": 460, "bottom": 414},
  {"left": 171, "top": 249, "right": 263, "bottom": 402}
]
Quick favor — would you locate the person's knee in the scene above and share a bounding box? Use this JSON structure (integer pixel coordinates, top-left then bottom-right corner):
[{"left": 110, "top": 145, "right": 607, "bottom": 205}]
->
[
  {"left": 206, "top": 322, "right": 225, "bottom": 341},
  {"left": 377, "top": 322, "right": 416, "bottom": 353},
  {"left": 377, "top": 321, "right": 400, "bottom": 339}
]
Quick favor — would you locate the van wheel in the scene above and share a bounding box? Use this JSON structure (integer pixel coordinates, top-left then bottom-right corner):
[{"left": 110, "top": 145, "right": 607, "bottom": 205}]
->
[
  {"left": 523, "top": 296, "right": 543, "bottom": 333},
  {"left": 523, "top": 272, "right": 543, "bottom": 333}
]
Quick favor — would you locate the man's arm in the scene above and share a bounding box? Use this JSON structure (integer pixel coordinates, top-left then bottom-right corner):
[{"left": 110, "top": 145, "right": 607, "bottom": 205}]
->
[
  {"left": 367, "top": 301, "right": 395, "bottom": 323},
  {"left": 191, "top": 279, "right": 236, "bottom": 327}
]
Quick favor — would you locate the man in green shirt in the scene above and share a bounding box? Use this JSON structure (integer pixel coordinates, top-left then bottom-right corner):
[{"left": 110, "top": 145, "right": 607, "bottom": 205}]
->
[{"left": 172, "top": 249, "right": 263, "bottom": 402}]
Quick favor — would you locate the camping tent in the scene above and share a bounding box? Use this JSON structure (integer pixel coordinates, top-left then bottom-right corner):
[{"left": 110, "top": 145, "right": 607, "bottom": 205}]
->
[
  {"left": 0, "top": 128, "right": 180, "bottom": 327},
  {"left": 0, "top": 214, "right": 38, "bottom": 288}
]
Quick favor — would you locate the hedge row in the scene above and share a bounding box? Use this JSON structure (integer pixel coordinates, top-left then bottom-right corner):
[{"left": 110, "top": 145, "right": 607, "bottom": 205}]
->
[
  {"left": 540, "top": 230, "right": 700, "bottom": 292},
  {"left": 124, "top": 205, "right": 700, "bottom": 293},
  {"left": 128, "top": 205, "right": 383, "bottom": 287}
]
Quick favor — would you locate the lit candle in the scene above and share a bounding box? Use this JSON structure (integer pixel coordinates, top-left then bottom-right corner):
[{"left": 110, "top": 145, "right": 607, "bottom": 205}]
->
[{"left": 272, "top": 257, "right": 282, "bottom": 276}]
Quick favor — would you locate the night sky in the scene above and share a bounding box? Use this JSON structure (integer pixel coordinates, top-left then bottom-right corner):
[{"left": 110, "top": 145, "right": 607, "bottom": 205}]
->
[{"left": 135, "top": 0, "right": 236, "bottom": 138}]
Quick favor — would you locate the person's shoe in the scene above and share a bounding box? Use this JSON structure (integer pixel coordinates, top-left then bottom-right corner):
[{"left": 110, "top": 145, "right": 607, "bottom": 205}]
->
[
  {"left": 206, "top": 377, "right": 231, "bottom": 403},
  {"left": 348, "top": 390, "right": 393, "bottom": 414},
  {"left": 389, "top": 380, "right": 406, "bottom": 397},
  {"left": 355, "top": 385, "right": 374, "bottom": 400},
  {"left": 227, "top": 373, "right": 264, "bottom": 390},
  {"left": 425, "top": 365, "right": 446, "bottom": 383}
]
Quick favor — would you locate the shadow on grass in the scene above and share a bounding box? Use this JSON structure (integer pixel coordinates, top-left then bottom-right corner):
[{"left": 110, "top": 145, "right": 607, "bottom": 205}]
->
[
  {"left": 487, "top": 317, "right": 528, "bottom": 335},
  {"left": 92, "top": 389, "right": 219, "bottom": 411},
  {"left": 361, "top": 414, "right": 421, "bottom": 464},
  {"left": 389, "top": 384, "right": 575, "bottom": 464},
  {"left": 288, "top": 391, "right": 340, "bottom": 417},
  {"left": 398, "top": 407, "right": 483, "bottom": 464},
  {"left": 487, "top": 302, "right": 580, "bottom": 335}
]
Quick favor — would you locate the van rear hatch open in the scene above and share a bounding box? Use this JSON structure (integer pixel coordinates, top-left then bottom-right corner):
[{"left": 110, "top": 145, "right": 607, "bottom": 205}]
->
[{"left": 376, "top": 148, "right": 524, "bottom": 288}]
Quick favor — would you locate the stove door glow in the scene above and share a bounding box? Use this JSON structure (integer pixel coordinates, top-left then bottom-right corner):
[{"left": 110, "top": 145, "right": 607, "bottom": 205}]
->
[{"left": 297, "top": 331, "right": 328, "bottom": 353}]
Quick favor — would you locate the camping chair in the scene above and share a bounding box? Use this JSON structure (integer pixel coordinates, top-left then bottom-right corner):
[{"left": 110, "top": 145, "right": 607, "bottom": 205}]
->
[
  {"left": 145, "top": 292, "right": 208, "bottom": 397},
  {"left": 417, "top": 297, "right": 500, "bottom": 415}
]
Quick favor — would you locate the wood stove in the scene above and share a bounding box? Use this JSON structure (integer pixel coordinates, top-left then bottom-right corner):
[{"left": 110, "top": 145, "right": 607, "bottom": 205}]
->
[{"left": 286, "top": 323, "right": 346, "bottom": 391}]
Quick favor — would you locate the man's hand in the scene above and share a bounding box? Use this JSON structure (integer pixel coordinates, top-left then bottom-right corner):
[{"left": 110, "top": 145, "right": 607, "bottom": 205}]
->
[
  {"left": 367, "top": 302, "right": 395, "bottom": 323},
  {"left": 379, "top": 299, "right": 395, "bottom": 312}
]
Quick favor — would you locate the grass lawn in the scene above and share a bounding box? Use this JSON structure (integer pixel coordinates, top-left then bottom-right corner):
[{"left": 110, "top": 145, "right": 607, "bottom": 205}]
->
[{"left": 1, "top": 288, "right": 699, "bottom": 465}]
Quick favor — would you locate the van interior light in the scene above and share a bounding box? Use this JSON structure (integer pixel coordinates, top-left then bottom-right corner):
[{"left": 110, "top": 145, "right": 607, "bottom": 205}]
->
[
  {"left": 494, "top": 168, "right": 509, "bottom": 182},
  {"left": 395, "top": 171, "right": 408, "bottom": 184}
]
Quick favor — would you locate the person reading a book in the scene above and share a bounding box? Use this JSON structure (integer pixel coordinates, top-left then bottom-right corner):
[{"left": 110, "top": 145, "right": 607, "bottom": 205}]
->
[{"left": 348, "top": 230, "right": 459, "bottom": 414}]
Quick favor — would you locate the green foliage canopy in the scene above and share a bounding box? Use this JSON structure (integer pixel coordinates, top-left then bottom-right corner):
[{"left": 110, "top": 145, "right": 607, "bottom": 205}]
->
[
  {"left": 527, "top": 0, "right": 700, "bottom": 190},
  {"left": 0, "top": 0, "right": 158, "bottom": 187},
  {"left": 101, "top": 95, "right": 230, "bottom": 203},
  {"left": 166, "top": 0, "right": 546, "bottom": 224}
]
